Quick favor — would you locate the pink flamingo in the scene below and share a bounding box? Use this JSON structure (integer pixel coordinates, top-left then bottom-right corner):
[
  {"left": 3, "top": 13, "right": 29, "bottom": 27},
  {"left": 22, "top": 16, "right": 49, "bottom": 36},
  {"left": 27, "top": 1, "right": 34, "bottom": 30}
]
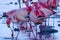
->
[
  {"left": 38, "top": 0, "right": 59, "bottom": 8},
  {"left": 30, "top": 2, "right": 56, "bottom": 24}
]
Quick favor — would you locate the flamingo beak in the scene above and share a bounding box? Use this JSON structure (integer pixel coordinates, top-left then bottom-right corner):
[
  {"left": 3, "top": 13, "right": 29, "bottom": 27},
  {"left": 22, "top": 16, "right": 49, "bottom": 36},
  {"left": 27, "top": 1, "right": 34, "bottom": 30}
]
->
[{"left": 2, "top": 12, "right": 8, "bottom": 18}]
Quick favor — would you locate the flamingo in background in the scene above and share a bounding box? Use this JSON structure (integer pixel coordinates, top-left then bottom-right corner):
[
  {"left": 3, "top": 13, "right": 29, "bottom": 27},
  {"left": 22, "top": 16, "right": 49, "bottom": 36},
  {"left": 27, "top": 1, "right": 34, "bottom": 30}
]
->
[{"left": 38, "top": 0, "right": 59, "bottom": 8}]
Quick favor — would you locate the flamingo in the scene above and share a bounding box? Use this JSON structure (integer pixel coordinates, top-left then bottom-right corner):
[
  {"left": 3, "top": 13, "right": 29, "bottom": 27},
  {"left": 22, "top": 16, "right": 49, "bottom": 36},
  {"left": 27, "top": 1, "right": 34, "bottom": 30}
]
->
[
  {"left": 38, "top": 0, "right": 59, "bottom": 8},
  {"left": 5, "top": 8, "right": 31, "bottom": 40},
  {"left": 5, "top": 8, "right": 30, "bottom": 27},
  {"left": 30, "top": 2, "right": 56, "bottom": 24}
]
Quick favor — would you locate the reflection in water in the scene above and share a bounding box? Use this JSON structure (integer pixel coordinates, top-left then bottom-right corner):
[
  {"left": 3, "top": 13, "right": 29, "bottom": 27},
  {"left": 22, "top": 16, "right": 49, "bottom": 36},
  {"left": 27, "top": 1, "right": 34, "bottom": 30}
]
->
[
  {"left": 39, "top": 33, "right": 57, "bottom": 40},
  {"left": 3, "top": 29, "right": 58, "bottom": 40}
]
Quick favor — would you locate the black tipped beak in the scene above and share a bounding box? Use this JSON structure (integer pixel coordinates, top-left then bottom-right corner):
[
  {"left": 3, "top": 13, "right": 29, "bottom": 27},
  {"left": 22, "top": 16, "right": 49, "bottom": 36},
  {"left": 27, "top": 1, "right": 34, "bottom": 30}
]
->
[
  {"left": 2, "top": 12, "right": 8, "bottom": 18},
  {"left": 2, "top": 15, "right": 8, "bottom": 17}
]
